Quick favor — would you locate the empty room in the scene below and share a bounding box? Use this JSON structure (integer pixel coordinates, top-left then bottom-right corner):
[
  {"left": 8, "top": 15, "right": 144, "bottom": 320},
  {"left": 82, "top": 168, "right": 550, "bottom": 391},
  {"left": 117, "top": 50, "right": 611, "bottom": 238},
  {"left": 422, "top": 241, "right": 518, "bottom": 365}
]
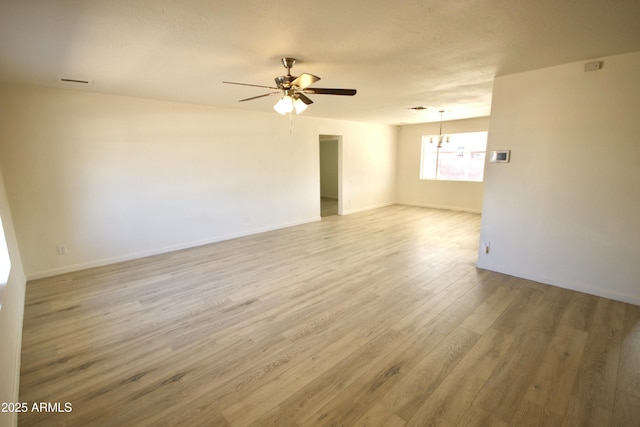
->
[{"left": 1, "top": 1, "right": 639, "bottom": 426}]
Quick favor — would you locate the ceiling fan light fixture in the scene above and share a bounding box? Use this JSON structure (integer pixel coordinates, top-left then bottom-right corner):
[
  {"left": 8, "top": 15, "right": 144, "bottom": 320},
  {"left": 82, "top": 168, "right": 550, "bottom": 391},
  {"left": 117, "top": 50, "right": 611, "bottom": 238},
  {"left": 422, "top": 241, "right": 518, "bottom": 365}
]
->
[
  {"left": 273, "top": 95, "right": 294, "bottom": 114},
  {"left": 293, "top": 96, "right": 309, "bottom": 114}
]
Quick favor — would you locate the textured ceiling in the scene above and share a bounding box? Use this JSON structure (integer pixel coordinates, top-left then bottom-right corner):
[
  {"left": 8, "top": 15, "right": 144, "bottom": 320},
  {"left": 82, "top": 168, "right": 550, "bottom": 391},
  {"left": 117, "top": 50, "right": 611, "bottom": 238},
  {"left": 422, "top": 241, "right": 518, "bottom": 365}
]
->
[{"left": 0, "top": 0, "right": 639, "bottom": 124}]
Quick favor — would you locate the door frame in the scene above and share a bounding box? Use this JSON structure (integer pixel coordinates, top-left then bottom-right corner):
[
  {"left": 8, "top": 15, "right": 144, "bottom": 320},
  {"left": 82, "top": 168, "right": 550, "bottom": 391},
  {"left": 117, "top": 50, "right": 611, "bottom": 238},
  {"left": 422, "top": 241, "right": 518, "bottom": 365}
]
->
[{"left": 319, "top": 134, "right": 343, "bottom": 216}]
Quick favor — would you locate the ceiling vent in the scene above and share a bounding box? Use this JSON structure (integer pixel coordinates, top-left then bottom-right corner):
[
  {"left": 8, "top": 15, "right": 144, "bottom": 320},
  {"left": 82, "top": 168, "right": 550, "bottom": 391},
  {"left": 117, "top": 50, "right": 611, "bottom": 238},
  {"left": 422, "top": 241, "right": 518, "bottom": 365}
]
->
[{"left": 57, "top": 77, "right": 93, "bottom": 86}]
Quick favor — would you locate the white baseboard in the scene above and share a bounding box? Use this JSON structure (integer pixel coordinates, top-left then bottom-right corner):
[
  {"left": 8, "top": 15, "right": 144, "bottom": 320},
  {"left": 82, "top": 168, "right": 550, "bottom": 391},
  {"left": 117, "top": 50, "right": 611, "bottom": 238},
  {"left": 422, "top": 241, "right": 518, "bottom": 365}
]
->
[
  {"left": 395, "top": 201, "right": 482, "bottom": 214},
  {"left": 476, "top": 263, "right": 640, "bottom": 306},
  {"left": 341, "top": 201, "right": 395, "bottom": 216},
  {"left": 27, "top": 216, "right": 321, "bottom": 281}
]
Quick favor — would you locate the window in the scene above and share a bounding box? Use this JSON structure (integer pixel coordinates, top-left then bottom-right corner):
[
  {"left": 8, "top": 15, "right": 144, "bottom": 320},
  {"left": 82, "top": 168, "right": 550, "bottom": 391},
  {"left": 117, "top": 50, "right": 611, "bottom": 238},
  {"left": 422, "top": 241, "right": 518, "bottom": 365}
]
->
[
  {"left": 420, "top": 131, "right": 488, "bottom": 182},
  {"left": 0, "top": 216, "right": 11, "bottom": 311}
]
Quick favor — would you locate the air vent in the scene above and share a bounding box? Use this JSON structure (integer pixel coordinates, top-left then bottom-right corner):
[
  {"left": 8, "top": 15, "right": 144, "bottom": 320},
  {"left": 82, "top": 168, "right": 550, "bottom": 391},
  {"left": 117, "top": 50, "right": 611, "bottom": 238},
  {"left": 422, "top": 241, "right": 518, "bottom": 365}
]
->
[
  {"left": 60, "top": 78, "right": 90, "bottom": 84},
  {"left": 57, "top": 77, "right": 93, "bottom": 86}
]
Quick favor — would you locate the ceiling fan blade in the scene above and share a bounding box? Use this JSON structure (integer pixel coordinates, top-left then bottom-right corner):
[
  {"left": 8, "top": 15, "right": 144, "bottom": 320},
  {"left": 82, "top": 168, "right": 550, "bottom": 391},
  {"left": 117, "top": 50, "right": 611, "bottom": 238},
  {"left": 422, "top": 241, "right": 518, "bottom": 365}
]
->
[
  {"left": 290, "top": 73, "right": 320, "bottom": 89},
  {"left": 238, "top": 92, "right": 280, "bottom": 102},
  {"left": 297, "top": 93, "right": 314, "bottom": 105},
  {"left": 223, "top": 81, "right": 279, "bottom": 90},
  {"left": 302, "top": 88, "right": 357, "bottom": 96}
]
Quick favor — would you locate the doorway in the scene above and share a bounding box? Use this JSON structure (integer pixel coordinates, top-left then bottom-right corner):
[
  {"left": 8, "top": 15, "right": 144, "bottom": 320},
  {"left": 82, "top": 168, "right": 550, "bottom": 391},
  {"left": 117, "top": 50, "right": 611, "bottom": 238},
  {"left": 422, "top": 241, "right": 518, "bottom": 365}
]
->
[{"left": 319, "top": 135, "right": 341, "bottom": 217}]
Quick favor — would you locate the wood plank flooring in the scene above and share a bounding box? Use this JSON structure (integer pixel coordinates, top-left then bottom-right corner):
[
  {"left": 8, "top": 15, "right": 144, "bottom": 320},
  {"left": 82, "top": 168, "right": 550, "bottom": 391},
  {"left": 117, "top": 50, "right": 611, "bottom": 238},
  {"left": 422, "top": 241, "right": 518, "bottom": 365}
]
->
[{"left": 18, "top": 205, "right": 640, "bottom": 426}]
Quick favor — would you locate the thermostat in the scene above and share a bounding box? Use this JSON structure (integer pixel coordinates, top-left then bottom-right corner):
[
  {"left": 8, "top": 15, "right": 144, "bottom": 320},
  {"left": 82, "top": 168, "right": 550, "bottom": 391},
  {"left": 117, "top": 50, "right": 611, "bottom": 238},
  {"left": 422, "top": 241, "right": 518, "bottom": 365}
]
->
[{"left": 490, "top": 150, "right": 510, "bottom": 163}]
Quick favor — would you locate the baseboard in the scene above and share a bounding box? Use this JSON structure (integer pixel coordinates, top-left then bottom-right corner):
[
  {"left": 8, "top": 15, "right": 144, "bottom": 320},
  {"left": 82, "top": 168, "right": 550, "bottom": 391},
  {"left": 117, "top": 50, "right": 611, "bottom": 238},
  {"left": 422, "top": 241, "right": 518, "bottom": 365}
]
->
[
  {"left": 341, "top": 201, "right": 395, "bottom": 216},
  {"left": 395, "top": 201, "right": 482, "bottom": 214},
  {"left": 27, "top": 216, "right": 321, "bottom": 281},
  {"left": 476, "top": 263, "right": 640, "bottom": 306}
]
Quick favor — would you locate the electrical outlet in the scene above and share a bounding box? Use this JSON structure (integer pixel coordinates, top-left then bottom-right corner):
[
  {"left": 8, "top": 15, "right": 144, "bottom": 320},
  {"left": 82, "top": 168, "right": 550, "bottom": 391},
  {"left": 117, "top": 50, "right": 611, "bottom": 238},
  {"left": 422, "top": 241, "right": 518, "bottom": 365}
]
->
[
  {"left": 482, "top": 241, "right": 490, "bottom": 254},
  {"left": 56, "top": 245, "right": 68, "bottom": 255},
  {"left": 584, "top": 61, "right": 602, "bottom": 72}
]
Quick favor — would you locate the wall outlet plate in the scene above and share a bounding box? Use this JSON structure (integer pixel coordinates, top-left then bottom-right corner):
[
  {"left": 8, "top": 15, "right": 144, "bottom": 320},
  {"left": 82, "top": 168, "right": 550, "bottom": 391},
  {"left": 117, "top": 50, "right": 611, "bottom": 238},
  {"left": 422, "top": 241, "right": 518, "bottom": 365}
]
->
[{"left": 584, "top": 61, "right": 603, "bottom": 72}]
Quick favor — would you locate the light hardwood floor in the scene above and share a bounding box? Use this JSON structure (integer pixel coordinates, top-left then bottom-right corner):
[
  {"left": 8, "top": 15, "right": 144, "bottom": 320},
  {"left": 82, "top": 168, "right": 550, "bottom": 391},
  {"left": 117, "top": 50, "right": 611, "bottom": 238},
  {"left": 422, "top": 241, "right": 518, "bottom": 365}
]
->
[{"left": 19, "top": 205, "right": 640, "bottom": 426}]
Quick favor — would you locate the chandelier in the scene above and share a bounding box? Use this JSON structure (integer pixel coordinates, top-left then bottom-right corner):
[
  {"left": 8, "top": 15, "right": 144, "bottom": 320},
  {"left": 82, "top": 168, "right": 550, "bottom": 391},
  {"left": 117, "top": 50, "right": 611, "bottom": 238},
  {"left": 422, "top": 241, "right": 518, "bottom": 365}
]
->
[{"left": 430, "top": 110, "right": 450, "bottom": 148}]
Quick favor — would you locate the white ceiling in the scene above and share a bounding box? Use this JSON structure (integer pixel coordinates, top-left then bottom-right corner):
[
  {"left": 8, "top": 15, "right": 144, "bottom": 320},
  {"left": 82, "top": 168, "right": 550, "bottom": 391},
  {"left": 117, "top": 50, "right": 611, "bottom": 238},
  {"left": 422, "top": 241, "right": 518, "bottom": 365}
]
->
[{"left": 1, "top": 0, "right": 639, "bottom": 124}]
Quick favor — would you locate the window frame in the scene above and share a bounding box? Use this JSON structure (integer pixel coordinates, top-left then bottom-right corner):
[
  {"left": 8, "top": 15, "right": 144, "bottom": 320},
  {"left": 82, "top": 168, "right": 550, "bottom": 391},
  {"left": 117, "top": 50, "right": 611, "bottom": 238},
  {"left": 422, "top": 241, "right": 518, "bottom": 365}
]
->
[{"left": 419, "top": 131, "right": 488, "bottom": 182}]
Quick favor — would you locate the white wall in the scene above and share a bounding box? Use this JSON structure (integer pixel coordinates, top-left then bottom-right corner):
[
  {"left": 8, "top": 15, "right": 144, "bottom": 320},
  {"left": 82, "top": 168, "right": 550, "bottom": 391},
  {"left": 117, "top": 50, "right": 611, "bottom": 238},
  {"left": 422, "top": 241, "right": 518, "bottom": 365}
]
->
[
  {"left": 319, "top": 139, "right": 339, "bottom": 199},
  {"left": 396, "top": 117, "right": 489, "bottom": 213},
  {"left": 0, "top": 164, "right": 27, "bottom": 427},
  {"left": 0, "top": 84, "right": 396, "bottom": 279},
  {"left": 478, "top": 51, "right": 640, "bottom": 305}
]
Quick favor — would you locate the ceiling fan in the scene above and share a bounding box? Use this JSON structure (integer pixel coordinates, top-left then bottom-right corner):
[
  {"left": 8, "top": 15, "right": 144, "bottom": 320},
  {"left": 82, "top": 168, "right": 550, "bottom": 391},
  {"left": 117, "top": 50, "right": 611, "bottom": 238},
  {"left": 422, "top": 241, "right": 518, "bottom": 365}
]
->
[{"left": 223, "top": 58, "right": 357, "bottom": 114}]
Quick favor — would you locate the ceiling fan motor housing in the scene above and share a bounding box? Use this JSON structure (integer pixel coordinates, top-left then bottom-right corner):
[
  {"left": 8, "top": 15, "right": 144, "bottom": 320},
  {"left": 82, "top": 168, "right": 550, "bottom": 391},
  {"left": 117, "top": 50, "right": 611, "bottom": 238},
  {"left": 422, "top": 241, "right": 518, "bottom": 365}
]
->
[{"left": 275, "top": 75, "right": 294, "bottom": 89}]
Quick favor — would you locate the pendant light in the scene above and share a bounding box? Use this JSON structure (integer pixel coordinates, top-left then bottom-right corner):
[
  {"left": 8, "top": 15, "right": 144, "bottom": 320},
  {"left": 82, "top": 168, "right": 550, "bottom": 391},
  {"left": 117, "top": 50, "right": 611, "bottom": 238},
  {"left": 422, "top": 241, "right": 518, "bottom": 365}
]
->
[{"left": 430, "top": 110, "right": 450, "bottom": 148}]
